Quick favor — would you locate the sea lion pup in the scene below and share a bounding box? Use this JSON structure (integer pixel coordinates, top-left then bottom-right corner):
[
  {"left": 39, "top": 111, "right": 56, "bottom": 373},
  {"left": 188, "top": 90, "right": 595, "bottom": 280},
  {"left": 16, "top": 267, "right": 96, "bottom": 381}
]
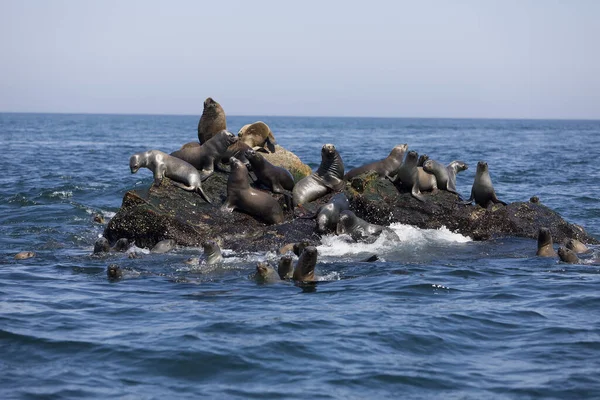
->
[
  {"left": 170, "top": 130, "right": 238, "bottom": 181},
  {"left": 536, "top": 227, "right": 557, "bottom": 257},
  {"left": 393, "top": 150, "right": 426, "bottom": 202},
  {"left": 344, "top": 144, "right": 408, "bottom": 181},
  {"left": 129, "top": 150, "right": 211, "bottom": 204},
  {"left": 278, "top": 255, "right": 294, "bottom": 280},
  {"left": 198, "top": 97, "right": 227, "bottom": 144},
  {"left": 292, "top": 144, "right": 345, "bottom": 206},
  {"left": 223, "top": 157, "right": 284, "bottom": 225},
  {"left": 315, "top": 193, "right": 350, "bottom": 234},
  {"left": 151, "top": 239, "right": 177, "bottom": 254},
  {"left": 238, "top": 121, "right": 277, "bottom": 153},
  {"left": 422, "top": 159, "right": 466, "bottom": 195},
  {"left": 558, "top": 246, "right": 580, "bottom": 264},
  {"left": 244, "top": 149, "right": 295, "bottom": 195},
  {"left": 336, "top": 210, "right": 399, "bottom": 243},
  {"left": 202, "top": 240, "right": 223, "bottom": 265},
  {"left": 14, "top": 251, "right": 35, "bottom": 260},
  {"left": 293, "top": 246, "right": 318, "bottom": 282},
  {"left": 461, "top": 161, "right": 507, "bottom": 208},
  {"left": 107, "top": 264, "right": 123, "bottom": 280},
  {"left": 565, "top": 238, "right": 590, "bottom": 254},
  {"left": 417, "top": 154, "right": 429, "bottom": 167}
]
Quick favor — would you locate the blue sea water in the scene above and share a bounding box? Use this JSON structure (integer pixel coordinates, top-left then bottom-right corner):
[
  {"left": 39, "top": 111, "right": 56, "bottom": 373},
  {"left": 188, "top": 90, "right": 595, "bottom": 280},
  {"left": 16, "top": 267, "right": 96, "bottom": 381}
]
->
[{"left": 1, "top": 113, "right": 600, "bottom": 399}]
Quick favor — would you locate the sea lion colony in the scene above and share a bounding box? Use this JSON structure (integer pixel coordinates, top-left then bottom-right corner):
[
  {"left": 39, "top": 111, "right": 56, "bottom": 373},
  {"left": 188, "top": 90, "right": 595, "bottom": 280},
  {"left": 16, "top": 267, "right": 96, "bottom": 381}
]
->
[{"left": 90, "top": 97, "right": 595, "bottom": 279}]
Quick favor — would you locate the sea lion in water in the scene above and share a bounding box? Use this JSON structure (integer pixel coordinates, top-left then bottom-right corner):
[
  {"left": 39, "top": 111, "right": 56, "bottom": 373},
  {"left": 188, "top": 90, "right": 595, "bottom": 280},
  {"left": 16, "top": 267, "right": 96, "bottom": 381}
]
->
[
  {"left": 558, "top": 246, "right": 580, "bottom": 264},
  {"left": 344, "top": 144, "right": 408, "bottom": 181},
  {"left": 107, "top": 264, "right": 123, "bottom": 280},
  {"left": 202, "top": 240, "right": 223, "bottom": 264},
  {"left": 112, "top": 238, "right": 130, "bottom": 252},
  {"left": 255, "top": 262, "right": 282, "bottom": 283},
  {"left": 462, "top": 161, "right": 507, "bottom": 208},
  {"left": 565, "top": 238, "right": 590, "bottom": 254},
  {"left": 223, "top": 157, "right": 284, "bottom": 225},
  {"left": 129, "top": 150, "right": 211, "bottom": 204},
  {"left": 238, "top": 121, "right": 277, "bottom": 153},
  {"left": 393, "top": 151, "right": 426, "bottom": 202},
  {"left": 94, "top": 237, "right": 111, "bottom": 254},
  {"left": 151, "top": 239, "right": 177, "bottom": 254},
  {"left": 292, "top": 144, "right": 345, "bottom": 206},
  {"left": 315, "top": 193, "right": 350, "bottom": 234},
  {"left": 422, "top": 159, "right": 465, "bottom": 195},
  {"left": 293, "top": 246, "right": 318, "bottom": 282},
  {"left": 536, "top": 227, "right": 556, "bottom": 257},
  {"left": 198, "top": 97, "right": 227, "bottom": 144},
  {"left": 336, "top": 210, "right": 399, "bottom": 243},
  {"left": 278, "top": 255, "right": 294, "bottom": 280},
  {"left": 293, "top": 241, "right": 311, "bottom": 257},
  {"left": 244, "top": 149, "right": 295, "bottom": 195},
  {"left": 14, "top": 251, "right": 35, "bottom": 260},
  {"left": 170, "top": 130, "right": 238, "bottom": 181}
]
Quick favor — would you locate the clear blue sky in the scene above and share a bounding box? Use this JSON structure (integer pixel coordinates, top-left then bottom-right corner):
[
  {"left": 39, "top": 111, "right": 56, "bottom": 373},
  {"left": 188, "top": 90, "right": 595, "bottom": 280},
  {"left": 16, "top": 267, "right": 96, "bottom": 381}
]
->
[{"left": 1, "top": 0, "right": 598, "bottom": 119}]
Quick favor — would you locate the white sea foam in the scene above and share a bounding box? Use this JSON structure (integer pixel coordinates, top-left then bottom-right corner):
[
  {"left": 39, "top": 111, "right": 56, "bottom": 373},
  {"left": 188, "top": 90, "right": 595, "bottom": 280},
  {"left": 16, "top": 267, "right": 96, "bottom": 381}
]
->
[{"left": 50, "top": 191, "right": 72, "bottom": 199}]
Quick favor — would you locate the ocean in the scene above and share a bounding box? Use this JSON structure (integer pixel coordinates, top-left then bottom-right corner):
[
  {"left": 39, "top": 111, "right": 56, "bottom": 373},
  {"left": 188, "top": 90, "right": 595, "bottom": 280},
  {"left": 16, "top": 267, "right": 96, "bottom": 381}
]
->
[{"left": 1, "top": 113, "right": 600, "bottom": 399}]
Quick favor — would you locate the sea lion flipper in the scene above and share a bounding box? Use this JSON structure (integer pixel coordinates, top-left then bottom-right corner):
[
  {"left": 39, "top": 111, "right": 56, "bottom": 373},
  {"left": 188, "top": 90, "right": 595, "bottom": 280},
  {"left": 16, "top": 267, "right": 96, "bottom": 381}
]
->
[
  {"left": 254, "top": 146, "right": 269, "bottom": 153},
  {"left": 266, "top": 138, "right": 276, "bottom": 153},
  {"left": 411, "top": 184, "right": 426, "bottom": 202},
  {"left": 199, "top": 169, "right": 214, "bottom": 182},
  {"left": 196, "top": 187, "right": 212, "bottom": 204}
]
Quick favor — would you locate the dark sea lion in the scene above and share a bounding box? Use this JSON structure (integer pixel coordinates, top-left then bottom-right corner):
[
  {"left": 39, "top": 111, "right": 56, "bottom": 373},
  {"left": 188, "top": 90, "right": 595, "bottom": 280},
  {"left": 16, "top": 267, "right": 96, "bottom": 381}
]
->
[
  {"left": 129, "top": 149, "right": 211, "bottom": 204},
  {"left": 151, "top": 239, "right": 177, "bottom": 254},
  {"left": 198, "top": 97, "right": 227, "bottom": 144},
  {"left": 344, "top": 144, "right": 408, "bottom": 181},
  {"left": 446, "top": 160, "right": 468, "bottom": 193},
  {"left": 107, "top": 264, "right": 123, "bottom": 280},
  {"left": 112, "top": 238, "right": 130, "bottom": 252},
  {"left": 202, "top": 240, "right": 223, "bottom": 264},
  {"left": 315, "top": 192, "right": 350, "bottom": 234},
  {"left": 14, "top": 251, "right": 35, "bottom": 260},
  {"left": 278, "top": 255, "right": 294, "bottom": 280},
  {"left": 244, "top": 149, "right": 295, "bottom": 195},
  {"left": 558, "top": 246, "right": 580, "bottom": 264},
  {"left": 255, "top": 262, "right": 282, "bottom": 283},
  {"left": 293, "top": 241, "right": 311, "bottom": 257},
  {"left": 238, "top": 121, "right": 277, "bottom": 153},
  {"left": 417, "top": 154, "right": 429, "bottom": 167},
  {"left": 170, "top": 130, "right": 238, "bottom": 181},
  {"left": 292, "top": 144, "right": 345, "bottom": 206},
  {"left": 223, "top": 157, "right": 284, "bottom": 225},
  {"left": 336, "top": 210, "right": 399, "bottom": 243},
  {"left": 536, "top": 227, "right": 557, "bottom": 257},
  {"left": 565, "top": 238, "right": 590, "bottom": 254},
  {"left": 393, "top": 150, "right": 426, "bottom": 202},
  {"left": 462, "top": 161, "right": 507, "bottom": 208},
  {"left": 361, "top": 254, "right": 379, "bottom": 262},
  {"left": 293, "top": 246, "right": 318, "bottom": 282},
  {"left": 94, "top": 237, "right": 111, "bottom": 254}
]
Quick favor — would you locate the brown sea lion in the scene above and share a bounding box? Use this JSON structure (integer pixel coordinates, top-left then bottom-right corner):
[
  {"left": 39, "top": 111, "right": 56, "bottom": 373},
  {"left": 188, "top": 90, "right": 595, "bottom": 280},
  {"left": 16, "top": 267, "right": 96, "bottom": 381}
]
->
[
  {"left": 278, "top": 255, "right": 294, "bottom": 280},
  {"left": 393, "top": 150, "right": 425, "bottom": 202},
  {"left": 244, "top": 149, "right": 295, "bottom": 195},
  {"left": 344, "top": 144, "right": 408, "bottom": 181},
  {"left": 198, "top": 97, "right": 227, "bottom": 144},
  {"left": 536, "top": 227, "right": 557, "bottom": 257},
  {"left": 255, "top": 262, "right": 282, "bottom": 283},
  {"left": 565, "top": 238, "right": 590, "bottom": 254},
  {"left": 293, "top": 246, "right": 318, "bottom": 282},
  {"left": 292, "top": 144, "right": 345, "bottom": 206},
  {"left": 336, "top": 210, "right": 399, "bottom": 243},
  {"left": 14, "top": 251, "right": 35, "bottom": 260},
  {"left": 558, "top": 246, "right": 580, "bottom": 264},
  {"left": 238, "top": 121, "right": 277, "bottom": 153},
  {"left": 202, "top": 240, "right": 223, "bottom": 265},
  {"left": 462, "top": 161, "right": 507, "bottom": 208}
]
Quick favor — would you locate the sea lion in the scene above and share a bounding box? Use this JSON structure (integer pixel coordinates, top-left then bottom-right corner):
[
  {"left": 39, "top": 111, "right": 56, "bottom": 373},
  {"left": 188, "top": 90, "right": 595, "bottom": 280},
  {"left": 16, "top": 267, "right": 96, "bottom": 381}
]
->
[
  {"left": 344, "top": 144, "right": 408, "bottom": 181},
  {"left": 14, "top": 251, "right": 35, "bottom": 260},
  {"left": 112, "top": 238, "right": 130, "bottom": 252},
  {"left": 336, "top": 210, "right": 399, "bottom": 243},
  {"left": 417, "top": 154, "right": 429, "bottom": 167},
  {"left": 93, "top": 237, "right": 111, "bottom": 254},
  {"left": 293, "top": 246, "right": 318, "bottom": 282},
  {"left": 292, "top": 144, "right": 345, "bottom": 206},
  {"left": 198, "top": 97, "right": 227, "bottom": 144},
  {"left": 422, "top": 159, "right": 465, "bottom": 195},
  {"left": 170, "top": 130, "right": 238, "bottom": 181},
  {"left": 129, "top": 150, "right": 211, "bottom": 204},
  {"left": 244, "top": 149, "right": 295, "bottom": 196},
  {"left": 278, "top": 255, "right": 294, "bottom": 280},
  {"left": 151, "top": 239, "right": 177, "bottom": 254},
  {"left": 221, "top": 140, "right": 253, "bottom": 166},
  {"left": 416, "top": 167, "right": 438, "bottom": 192},
  {"left": 393, "top": 150, "right": 426, "bottom": 202},
  {"left": 107, "top": 264, "right": 123, "bottom": 280},
  {"left": 255, "top": 262, "right": 282, "bottom": 283},
  {"left": 293, "top": 241, "right": 311, "bottom": 257},
  {"left": 238, "top": 121, "right": 277, "bottom": 153},
  {"left": 315, "top": 193, "right": 350, "bottom": 234},
  {"left": 558, "top": 246, "right": 580, "bottom": 264},
  {"left": 446, "top": 160, "right": 468, "bottom": 193},
  {"left": 223, "top": 157, "right": 284, "bottom": 225},
  {"left": 536, "top": 227, "right": 556, "bottom": 257},
  {"left": 462, "top": 161, "right": 507, "bottom": 208},
  {"left": 202, "top": 240, "right": 223, "bottom": 264},
  {"left": 565, "top": 238, "right": 590, "bottom": 254}
]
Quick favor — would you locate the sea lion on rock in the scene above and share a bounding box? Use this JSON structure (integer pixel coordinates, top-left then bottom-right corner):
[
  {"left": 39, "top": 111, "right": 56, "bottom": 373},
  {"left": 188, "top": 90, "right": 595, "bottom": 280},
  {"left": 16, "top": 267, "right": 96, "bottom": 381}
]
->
[
  {"left": 170, "top": 130, "right": 238, "bottom": 181},
  {"left": 446, "top": 160, "right": 468, "bottom": 194},
  {"left": 14, "top": 251, "right": 35, "bottom": 260},
  {"left": 293, "top": 144, "right": 345, "bottom": 206},
  {"left": 238, "top": 121, "right": 277, "bottom": 153},
  {"left": 536, "top": 227, "right": 557, "bottom": 257},
  {"left": 417, "top": 154, "right": 429, "bottom": 167},
  {"left": 565, "top": 238, "right": 590, "bottom": 254},
  {"left": 151, "top": 239, "right": 177, "bottom": 254},
  {"left": 221, "top": 140, "right": 253, "bottom": 166},
  {"left": 336, "top": 210, "right": 399, "bottom": 243},
  {"left": 278, "top": 255, "right": 294, "bottom": 280},
  {"left": 422, "top": 159, "right": 466, "bottom": 195},
  {"left": 198, "top": 97, "right": 227, "bottom": 144},
  {"left": 245, "top": 149, "right": 295, "bottom": 196},
  {"left": 344, "top": 144, "right": 408, "bottom": 181},
  {"left": 558, "top": 246, "right": 580, "bottom": 264},
  {"left": 129, "top": 150, "right": 211, "bottom": 204},
  {"left": 462, "top": 161, "right": 507, "bottom": 208},
  {"left": 255, "top": 262, "right": 282, "bottom": 283},
  {"left": 223, "top": 157, "right": 284, "bottom": 225},
  {"left": 293, "top": 246, "right": 318, "bottom": 282},
  {"left": 416, "top": 167, "right": 438, "bottom": 193},
  {"left": 202, "top": 240, "right": 223, "bottom": 265},
  {"left": 393, "top": 151, "right": 426, "bottom": 202},
  {"left": 315, "top": 193, "right": 350, "bottom": 234}
]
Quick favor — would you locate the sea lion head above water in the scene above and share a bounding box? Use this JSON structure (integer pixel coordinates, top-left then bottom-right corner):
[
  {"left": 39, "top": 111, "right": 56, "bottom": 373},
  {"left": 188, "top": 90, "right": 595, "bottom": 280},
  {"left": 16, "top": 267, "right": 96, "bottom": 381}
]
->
[
  {"left": 536, "top": 227, "right": 556, "bottom": 257},
  {"left": 293, "top": 246, "right": 318, "bottom": 282}
]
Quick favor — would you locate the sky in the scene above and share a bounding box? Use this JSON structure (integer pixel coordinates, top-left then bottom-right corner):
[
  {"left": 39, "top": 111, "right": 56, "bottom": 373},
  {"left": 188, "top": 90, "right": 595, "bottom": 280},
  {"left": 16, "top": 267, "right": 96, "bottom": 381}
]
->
[{"left": 0, "top": 0, "right": 598, "bottom": 119}]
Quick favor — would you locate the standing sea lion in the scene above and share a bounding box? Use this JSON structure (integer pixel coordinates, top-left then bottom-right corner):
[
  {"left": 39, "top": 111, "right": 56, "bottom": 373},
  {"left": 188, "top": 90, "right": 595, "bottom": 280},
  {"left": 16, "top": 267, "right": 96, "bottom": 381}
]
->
[
  {"left": 336, "top": 210, "right": 399, "bottom": 243},
  {"left": 315, "top": 193, "right": 350, "bottom": 234},
  {"left": 129, "top": 150, "right": 211, "bottom": 204},
  {"left": 344, "top": 144, "right": 408, "bottom": 181},
  {"left": 244, "top": 149, "right": 295, "bottom": 195},
  {"left": 558, "top": 246, "right": 580, "bottom": 264},
  {"left": 462, "top": 161, "right": 507, "bottom": 208},
  {"left": 238, "top": 121, "right": 277, "bottom": 153},
  {"left": 565, "top": 238, "right": 590, "bottom": 254},
  {"left": 170, "top": 130, "right": 238, "bottom": 181},
  {"left": 536, "top": 227, "right": 556, "bottom": 257},
  {"left": 278, "top": 255, "right": 294, "bottom": 280},
  {"left": 198, "top": 97, "right": 227, "bottom": 144},
  {"left": 393, "top": 151, "right": 426, "bottom": 202},
  {"left": 293, "top": 246, "right": 318, "bottom": 282},
  {"left": 446, "top": 160, "right": 468, "bottom": 194},
  {"left": 292, "top": 144, "right": 345, "bottom": 206},
  {"left": 223, "top": 157, "right": 284, "bottom": 225}
]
